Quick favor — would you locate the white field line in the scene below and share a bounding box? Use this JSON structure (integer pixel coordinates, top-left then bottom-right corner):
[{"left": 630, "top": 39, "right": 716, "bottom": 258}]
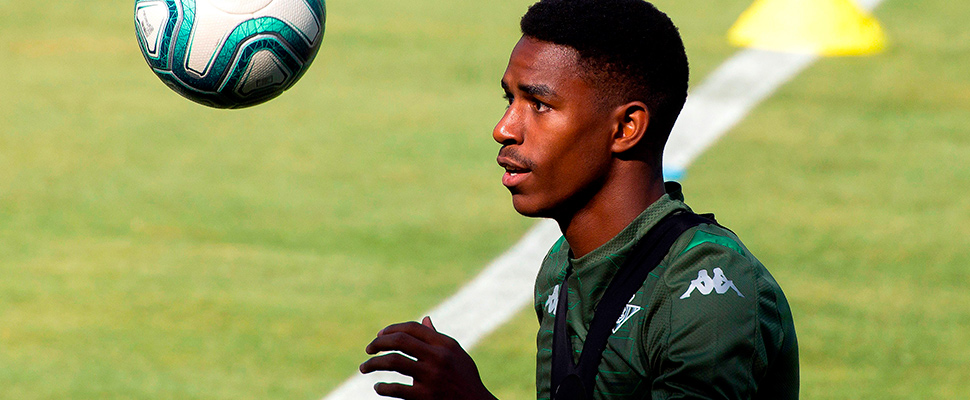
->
[{"left": 323, "top": 2, "right": 883, "bottom": 398}]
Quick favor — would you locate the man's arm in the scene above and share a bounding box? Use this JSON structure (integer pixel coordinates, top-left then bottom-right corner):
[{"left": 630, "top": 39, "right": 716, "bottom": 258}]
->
[{"left": 359, "top": 317, "right": 499, "bottom": 400}]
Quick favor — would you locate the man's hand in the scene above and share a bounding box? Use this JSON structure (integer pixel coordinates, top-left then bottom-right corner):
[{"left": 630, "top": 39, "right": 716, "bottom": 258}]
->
[{"left": 359, "top": 317, "right": 497, "bottom": 400}]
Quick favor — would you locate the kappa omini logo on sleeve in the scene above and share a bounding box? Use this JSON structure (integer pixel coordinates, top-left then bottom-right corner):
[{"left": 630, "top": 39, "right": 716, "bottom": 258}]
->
[
  {"left": 546, "top": 284, "right": 560, "bottom": 315},
  {"left": 679, "top": 267, "right": 744, "bottom": 299}
]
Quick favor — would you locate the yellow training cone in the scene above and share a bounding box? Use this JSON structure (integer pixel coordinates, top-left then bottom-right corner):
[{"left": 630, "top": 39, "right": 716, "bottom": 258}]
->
[{"left": 728, "top": 0, "right": 887, "bottom": 56}]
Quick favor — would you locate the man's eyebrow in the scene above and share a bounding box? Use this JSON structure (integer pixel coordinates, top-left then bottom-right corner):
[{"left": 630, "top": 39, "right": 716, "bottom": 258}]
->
[
  {"left": 518, "top": 83, "right": 557, "bottom": 99},
  {"left": 501, "top": 79, "right": 558, "bottom": 99}
]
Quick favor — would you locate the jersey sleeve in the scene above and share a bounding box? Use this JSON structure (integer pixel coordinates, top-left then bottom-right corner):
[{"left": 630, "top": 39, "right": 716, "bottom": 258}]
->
[
  {"left": 642, "top": 226, "right": 777, "bottom": 399},
  {"left": 535, "top": 236, "right": 568, "bottom": 324}
]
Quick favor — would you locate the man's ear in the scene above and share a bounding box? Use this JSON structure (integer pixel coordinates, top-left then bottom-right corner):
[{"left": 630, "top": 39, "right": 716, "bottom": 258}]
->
[{"left": 610, "top": 101, "right": 649, "bottom": 154}]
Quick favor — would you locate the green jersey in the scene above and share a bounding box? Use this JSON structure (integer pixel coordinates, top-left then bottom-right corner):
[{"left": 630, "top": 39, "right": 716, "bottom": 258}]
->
[{"left": 533, "top": 183, "right": 798, "bottom": 399}]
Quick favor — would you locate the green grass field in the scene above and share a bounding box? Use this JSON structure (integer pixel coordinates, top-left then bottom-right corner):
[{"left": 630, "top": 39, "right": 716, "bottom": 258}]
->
[{"left": 1, "top": 0, "right": 968, "bottom": 399}]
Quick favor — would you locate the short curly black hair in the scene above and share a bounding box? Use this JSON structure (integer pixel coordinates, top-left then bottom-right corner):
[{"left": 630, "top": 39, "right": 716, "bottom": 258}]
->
[{"left": 521, "top": 0, "right": 689, "bottom": 143}]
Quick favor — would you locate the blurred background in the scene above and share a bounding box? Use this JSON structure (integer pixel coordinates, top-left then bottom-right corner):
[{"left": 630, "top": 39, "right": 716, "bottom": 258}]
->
[{"left": 1, "top": 0, "right": 967, "bottom": 399}]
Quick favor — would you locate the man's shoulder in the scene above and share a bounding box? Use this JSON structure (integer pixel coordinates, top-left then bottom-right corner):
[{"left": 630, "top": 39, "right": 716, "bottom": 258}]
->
[
  {"left": 643, "top": 220, "right": 779, "bottom": 323},
  {"left": 661, "top": 220, "right": 765, "bottom": 285}
]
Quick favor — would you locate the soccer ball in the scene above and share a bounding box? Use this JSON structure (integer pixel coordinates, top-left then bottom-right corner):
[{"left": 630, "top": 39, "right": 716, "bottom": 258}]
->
[{"left": 134, "top": 0, "right": 325, "bottom": 109}]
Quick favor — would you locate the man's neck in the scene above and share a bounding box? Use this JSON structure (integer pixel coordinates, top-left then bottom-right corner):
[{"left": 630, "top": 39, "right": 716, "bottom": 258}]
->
[{"left": 557, "top": 174, "right": 666, "bottom": 259}]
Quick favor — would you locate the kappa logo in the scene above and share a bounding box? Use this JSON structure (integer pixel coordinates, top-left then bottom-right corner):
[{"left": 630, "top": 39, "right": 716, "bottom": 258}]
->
[
  {"left": 546, "top": 284, "right": 560, "bottom": 315},
  {"left": 679, "top": 268, "right": 744, "bottom": 299}
]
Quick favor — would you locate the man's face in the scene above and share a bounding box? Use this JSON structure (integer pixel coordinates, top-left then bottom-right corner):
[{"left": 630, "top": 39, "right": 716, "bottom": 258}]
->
[{"left": 494, "top": 36, "right": 616, "bottom": 218}]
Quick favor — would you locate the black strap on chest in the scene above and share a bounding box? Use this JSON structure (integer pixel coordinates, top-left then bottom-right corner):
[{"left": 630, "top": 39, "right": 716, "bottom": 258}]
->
[{"left": 551, "top": 212, "right": 716, "bottom": 400}]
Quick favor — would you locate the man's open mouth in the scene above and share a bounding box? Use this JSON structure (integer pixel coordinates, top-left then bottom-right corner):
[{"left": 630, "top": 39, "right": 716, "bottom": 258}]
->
[
  {"left": 498, "top": 160, "right": 532, "bottom": 188},
  {"left": 497, "top": 148, "right": 534, "bottom": 188},
  {"left": 504, "top": 166, "right": 530, "bottom": 175}
]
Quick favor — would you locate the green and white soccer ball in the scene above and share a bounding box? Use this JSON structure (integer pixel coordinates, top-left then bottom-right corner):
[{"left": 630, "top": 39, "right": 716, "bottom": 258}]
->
[{"left": 134, "top": 0, "right": 325, "bottom": 108}]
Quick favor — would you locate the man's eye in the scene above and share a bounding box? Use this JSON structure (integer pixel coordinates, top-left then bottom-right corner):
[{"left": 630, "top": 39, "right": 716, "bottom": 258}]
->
[
  {"left": 532, "top": 100, "right": 548, "bottom": 112},
  {"left": 502, "top": 93, "right": 514, "bottom": 105}
]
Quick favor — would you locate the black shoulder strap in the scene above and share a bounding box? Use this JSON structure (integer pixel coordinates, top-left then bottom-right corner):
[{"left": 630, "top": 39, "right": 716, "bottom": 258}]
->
[{"left": 551, "top": 212, "right": 715, "bottom": 400}]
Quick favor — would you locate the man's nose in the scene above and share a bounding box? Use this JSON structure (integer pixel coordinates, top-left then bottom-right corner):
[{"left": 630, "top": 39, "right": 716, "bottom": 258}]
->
[{"left": 493, "top": 107, "right": 522, "bottom": 146}]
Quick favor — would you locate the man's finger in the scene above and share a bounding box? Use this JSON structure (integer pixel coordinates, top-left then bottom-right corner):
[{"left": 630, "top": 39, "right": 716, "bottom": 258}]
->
[
  {"left": 373, "top": 381, "right": 423, "bottom": 399},
  {"left": 421, "top": 316, "right": 436, "bottom": 331},
  {"left": 365, "top": 331, "right": 435, "bottom": 359},
  {"left": 359, "top": 352, "right": 423, "bottom": 378},
  {"left": 375, "top": 321, "right": 447, "bottom": 346}
]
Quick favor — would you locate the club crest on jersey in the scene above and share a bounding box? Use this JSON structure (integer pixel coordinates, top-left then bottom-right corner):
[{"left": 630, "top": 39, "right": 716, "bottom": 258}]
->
[
  {"left": 613, "top": 295, "right": 641, "bottom": 333},
  {"left": 679, "top": 268, "right": 744, "bottom": 299}
]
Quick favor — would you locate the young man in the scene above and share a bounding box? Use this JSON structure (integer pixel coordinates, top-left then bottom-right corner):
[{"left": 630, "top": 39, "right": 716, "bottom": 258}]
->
[{"left": 359, "top": 0, "right": 799, "bottom": 399}]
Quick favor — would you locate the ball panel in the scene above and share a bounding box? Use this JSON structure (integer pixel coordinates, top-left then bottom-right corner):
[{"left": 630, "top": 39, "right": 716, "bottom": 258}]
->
[
  {"left": 185, "top": 0, "right": 251, "bottom": 77},
  {"left": 170, "top": 0, "right": 197, "bottom": 76},
  {"left": 208, "top": 0, "right": 274, "bottom": 14},
  {"left": 221, "top": 35, "right": 303, "bottom": 94},
  {"left": 134, "top": 0, "right": 179, "bottom": 69},
  {"left": 174, "top": 15, "right": 312, "bottom": 90},
  {"left": 235, "top": 49, "right": 291, "bottom": 96},
  {"left": 258, "top": 0, "right": 321, "bottom": 46},
  {"left": 210, "top": 17, "right": 311, "bottom": 86},
  {"left": 135, "top": 1, "right": 169, "bottom": 58}
]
